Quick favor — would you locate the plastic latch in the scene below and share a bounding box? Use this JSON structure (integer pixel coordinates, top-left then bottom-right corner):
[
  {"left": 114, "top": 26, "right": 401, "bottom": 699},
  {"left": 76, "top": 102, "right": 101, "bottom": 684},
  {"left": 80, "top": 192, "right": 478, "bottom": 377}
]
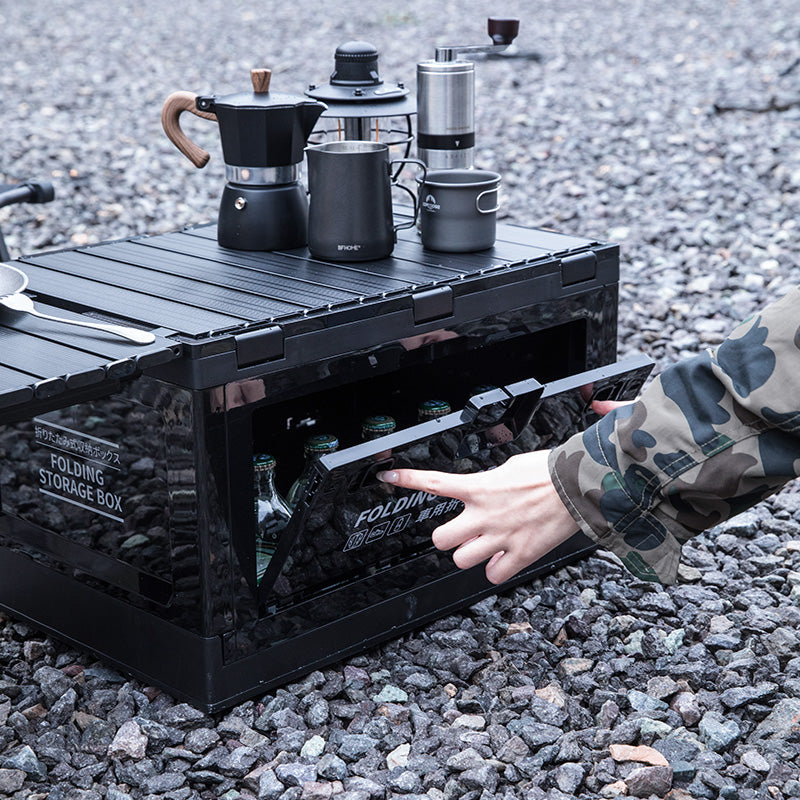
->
[
  {"left": 412, "top": 286, "right": 454, "bottom": 324},
  {"left": 235, "top": 326, "right": 284, "bottom": 367},
  {"left": 561, "top": 252, "right": 597, "bottom": 286}
]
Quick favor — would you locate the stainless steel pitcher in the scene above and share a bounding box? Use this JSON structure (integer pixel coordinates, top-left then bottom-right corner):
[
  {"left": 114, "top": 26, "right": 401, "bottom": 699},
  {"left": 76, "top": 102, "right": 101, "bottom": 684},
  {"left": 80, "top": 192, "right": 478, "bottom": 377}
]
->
[{"left": 305, "top": 141, "right": 425, "bottom": 261}]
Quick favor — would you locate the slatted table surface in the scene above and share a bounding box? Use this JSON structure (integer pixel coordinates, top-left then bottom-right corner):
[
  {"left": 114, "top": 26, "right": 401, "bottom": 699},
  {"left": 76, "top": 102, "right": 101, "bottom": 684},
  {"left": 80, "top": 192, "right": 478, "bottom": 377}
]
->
[{"left": 0, "top": 222, "right": 601, "bottom": 412}]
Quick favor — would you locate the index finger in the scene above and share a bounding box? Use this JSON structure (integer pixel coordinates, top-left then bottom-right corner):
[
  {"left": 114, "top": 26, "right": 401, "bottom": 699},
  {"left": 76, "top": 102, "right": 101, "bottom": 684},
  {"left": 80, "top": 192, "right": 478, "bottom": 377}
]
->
[{"left": 377, "top": 467, "right": 474, "bottom": 501}]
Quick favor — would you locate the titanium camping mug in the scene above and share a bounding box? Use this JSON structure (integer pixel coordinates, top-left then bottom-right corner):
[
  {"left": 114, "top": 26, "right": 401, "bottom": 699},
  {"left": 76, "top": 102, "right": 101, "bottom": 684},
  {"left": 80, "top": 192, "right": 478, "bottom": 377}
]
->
[
  {"left": 417, "top": 168, "right": 501, "bottom": 252},
  {"left": 305, "top": 141, "right": 426, "bottom": 261}
]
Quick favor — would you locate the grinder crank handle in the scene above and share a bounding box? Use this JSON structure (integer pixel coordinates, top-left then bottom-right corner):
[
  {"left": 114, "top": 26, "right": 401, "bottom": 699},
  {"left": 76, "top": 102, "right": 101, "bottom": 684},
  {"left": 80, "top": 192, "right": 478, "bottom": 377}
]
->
[{"left": 161, "top": 91, "right": 218, "bottom": 168}]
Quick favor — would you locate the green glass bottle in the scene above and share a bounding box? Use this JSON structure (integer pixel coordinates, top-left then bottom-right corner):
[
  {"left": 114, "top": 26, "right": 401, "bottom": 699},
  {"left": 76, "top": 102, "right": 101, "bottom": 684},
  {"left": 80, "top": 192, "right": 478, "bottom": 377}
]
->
[
  {"left": 417, "top": 399, "right": 451, "bottom": 421},
  {"left": 253, "top": 454, "right": 291, "bottom": 585},
  {"left": 361, "top": 414, "right": 397, "bottom": 440},
  {"left": 286, "top": 433, "right": 339, "bottom": 510}
]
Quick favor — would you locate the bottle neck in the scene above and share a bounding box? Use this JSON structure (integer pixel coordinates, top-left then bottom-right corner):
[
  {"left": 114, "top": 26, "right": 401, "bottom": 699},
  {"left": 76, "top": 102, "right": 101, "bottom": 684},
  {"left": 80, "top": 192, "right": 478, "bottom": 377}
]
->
[{"left": 255, "top": 467, "right": 278, "bottom": 493}]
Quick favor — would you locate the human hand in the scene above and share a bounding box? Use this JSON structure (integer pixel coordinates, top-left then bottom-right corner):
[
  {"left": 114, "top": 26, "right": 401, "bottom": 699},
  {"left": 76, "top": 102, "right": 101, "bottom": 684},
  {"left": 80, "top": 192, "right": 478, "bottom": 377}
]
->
[
  {"left": 378, "top": 450, "right": 578, "bottom": 585},
  {"left": 377, "top": 397, "right": 632, "bottom": 584}
]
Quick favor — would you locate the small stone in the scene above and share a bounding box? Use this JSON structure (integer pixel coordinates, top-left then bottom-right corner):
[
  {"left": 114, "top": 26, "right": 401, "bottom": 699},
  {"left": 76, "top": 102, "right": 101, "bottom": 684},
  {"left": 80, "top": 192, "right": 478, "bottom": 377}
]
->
[
  {"left": 752, "top": 698, "right": 800, "bottom": 745},
  {"left": 276, "top": 763, "right": 317, "bottom": 787},
  {"left": 642, "top": 719, "right": 674, "bottom": 740},
  {"left": 316, "top": 754, "right": 347, "bottom": 782},
  {"left": 646, "top": 676, "right": 680, "bottom": 700},
  {"left": 664, "top": 629, "right": 685, "bottom": 654},
  {"left": 0, "top": 769, "right": 25, "bottom": 794},
  {"left": 140, "top": 772, "right": 187, "bottom": 793},
  {"left": 301, "top": 735, "right": 326, "bottom": 759},
  {"left": 677, "top": 565, "right": 702, "bottom": 582},
  {"left": 83, "top": 664, "right": 125, "bottom": 683},
  {"left": 601, "top": 780, "right": 628, "bottom": 797},
  {"left": 446, "top": 748, "right": 485, "bottom": 771},
  {"left": 303, "top": 697, "right": 330, "bottom": 727},
  {"left": 671, "top": 760, "right": 696, "bottom": 782},
  {"left": 625, "top": 765, "right": 673, "bottom": 797},
  {"left": 403, "top": 672, "right": 436, "bottom": 690},
  {"left": 598, "top": 700, "right": 620, "bottom": 728},
  {"left": 21, "top": 703, "right": 47, "bottom": 720},
  {"left": 72, "top": 711, "right": 101, "bottom": 732},
  {"left": 671, "top": 692, "right": 702, "bottom": 726},
  {"left": 699, "top": 711, "right": 741, "bottom": 751},
  {"left": 740, "top": 750, "right": 770, "bottom": 772},
  {"left": 371, "top": 685, "right": 408, "bottom": 703},
  {"left": 536, "top": 682, "right": 568, "bottom": 706},
  {"left": 300, "top": 780, "right": 340, "bottom": 799},
  {"left": 559, "top": 657, "right": 594, "bottom": 675},
  {"left": 0, "top": 745, "right": 47, "bottom": 780},
  {"left": 451, "top": 714, "right": 485, "bottom": 730},
  {"left": 497, "top": 735, "right": 529, "bottom": 762},
  {"left": 49, "top": 688, "right": 77, "bottom": 727},
  {"left": 609, "top": 744, "right": 669, "bottom": 767},
  {"left": 460, "top": 764, "right": 499, "bottom": 793},
  {"left": 185, "top": 728, "right": 221, "bottom": 754},
  {"left": 159, "top": 703, "right": 207, "bottom": 729},
  {"left": 32, "top": 666, "right": 72, "bottom": 706},
  {"left": 720, "top": 682, "right": 778, "bottom": 709},
  {"left": 257, "top": 768, "right": 284, "bottom": 800},
  {"left": 337, "top": 734, "right": 378, "bottom": 762},
  {"left": 344, "top": 776, "right": 384, "bottom": 798},
  {"left": 628, "top": 689, "right": 669, "bottom": 717},
  {"left": 388, "top": 770, "right": 424, "bottom": 793},
  {"left": 386, "top": 743, "right": 410, "bottom": 769},
  {"left": 624, "top": 630, "right": 645, "bottom": 655},
  {"left": 108, "top": 720, "right": 148, "bottom": 760},
  {"left": 23, "top": 640, "right": 47, "bottom": 662},
  {"left": 555, "top": 762, "right": 585, "bottom": 794}
]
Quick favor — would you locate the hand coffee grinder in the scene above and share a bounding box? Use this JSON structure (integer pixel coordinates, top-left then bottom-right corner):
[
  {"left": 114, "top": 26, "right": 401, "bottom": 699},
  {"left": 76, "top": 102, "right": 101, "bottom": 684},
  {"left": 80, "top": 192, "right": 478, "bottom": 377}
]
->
[
  {"left": 417, "top": 18, "right": 519, "bottom": 170},
  {"left": 162, "top": 69, "right": 326, "bottom": 251}
]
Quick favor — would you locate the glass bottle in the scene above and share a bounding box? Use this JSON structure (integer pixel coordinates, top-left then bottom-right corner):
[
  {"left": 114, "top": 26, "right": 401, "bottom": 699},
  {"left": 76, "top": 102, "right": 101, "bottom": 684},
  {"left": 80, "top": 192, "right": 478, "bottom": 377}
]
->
[
  {"left": 417, "top": 399, "right": 451, "bottom": 421},
  {"left": 286, "top": 433, "right": 339, "bottom": 510},
  {"left": 361, "top": 414, "right": 397, "bottom": 440},
  {"left": 362, "top": 414, "right": 396, "bottom": 461},
  {"left": 253, "top": 454, "right": 291, "bottom": 585}
]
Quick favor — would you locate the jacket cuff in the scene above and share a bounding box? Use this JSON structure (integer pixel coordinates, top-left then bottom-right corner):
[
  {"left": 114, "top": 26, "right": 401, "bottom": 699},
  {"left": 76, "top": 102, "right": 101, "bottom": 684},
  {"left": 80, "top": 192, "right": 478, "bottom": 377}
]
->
[{"left": 548, "top": 437, "right": 683, "bottom": 584}]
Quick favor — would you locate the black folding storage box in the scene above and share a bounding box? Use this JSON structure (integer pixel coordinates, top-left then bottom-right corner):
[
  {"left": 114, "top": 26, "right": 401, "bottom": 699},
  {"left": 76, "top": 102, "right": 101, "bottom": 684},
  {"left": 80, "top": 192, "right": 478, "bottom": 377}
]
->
[{"left": 0, "top": 221, "right": 650, "bottom": 710}]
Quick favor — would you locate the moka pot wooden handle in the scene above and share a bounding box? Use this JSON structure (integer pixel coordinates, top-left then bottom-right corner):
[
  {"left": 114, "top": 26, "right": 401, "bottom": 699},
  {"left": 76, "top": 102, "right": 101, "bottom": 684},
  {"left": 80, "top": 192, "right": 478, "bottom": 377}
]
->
[{"left": 161, "top": 91, "right": 218, "bottom": 168}]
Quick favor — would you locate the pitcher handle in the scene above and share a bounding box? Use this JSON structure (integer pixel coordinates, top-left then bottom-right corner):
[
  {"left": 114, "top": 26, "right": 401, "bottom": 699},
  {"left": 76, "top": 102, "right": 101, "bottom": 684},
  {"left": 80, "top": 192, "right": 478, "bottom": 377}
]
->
[
  {"left": 161, "top": 91, "right": 218, "bottom": 169},
  {"left": 389, "top": 158, "right": 427, "bottom": 231},
  {"left": 476, "top": 187, "right": 500, "bottom": 215}
]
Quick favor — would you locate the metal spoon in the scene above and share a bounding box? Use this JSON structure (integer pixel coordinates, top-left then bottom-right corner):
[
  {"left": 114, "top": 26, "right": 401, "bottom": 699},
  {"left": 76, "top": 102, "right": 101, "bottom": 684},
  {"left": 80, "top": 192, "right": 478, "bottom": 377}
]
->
[{"left": 0, "top": 292, "right": 156, "bottom": 345}]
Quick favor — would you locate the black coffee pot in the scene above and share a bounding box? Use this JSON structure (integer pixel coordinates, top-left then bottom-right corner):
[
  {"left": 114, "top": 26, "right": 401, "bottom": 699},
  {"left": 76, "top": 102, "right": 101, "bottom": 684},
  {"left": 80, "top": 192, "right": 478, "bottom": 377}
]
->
[{"left": 162, "top": 69, "right": 326, "bottom": 251}]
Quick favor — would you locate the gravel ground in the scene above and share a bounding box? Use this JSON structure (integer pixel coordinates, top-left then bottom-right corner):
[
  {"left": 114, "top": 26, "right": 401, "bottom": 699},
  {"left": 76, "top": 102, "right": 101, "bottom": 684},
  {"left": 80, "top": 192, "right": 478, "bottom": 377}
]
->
[{"left": 3, "top": 1, "right": 800, "bottom": 798}]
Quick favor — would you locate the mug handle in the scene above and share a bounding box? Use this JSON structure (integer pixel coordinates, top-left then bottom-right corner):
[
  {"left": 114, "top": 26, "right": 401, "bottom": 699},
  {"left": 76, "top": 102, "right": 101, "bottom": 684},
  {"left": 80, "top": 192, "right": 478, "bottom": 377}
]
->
[
  {"left": 476, "top": 187, "right": 500, "bottom": 215},
  {"left": 389, "top": 158, "right": 427, "bottom": 231}
]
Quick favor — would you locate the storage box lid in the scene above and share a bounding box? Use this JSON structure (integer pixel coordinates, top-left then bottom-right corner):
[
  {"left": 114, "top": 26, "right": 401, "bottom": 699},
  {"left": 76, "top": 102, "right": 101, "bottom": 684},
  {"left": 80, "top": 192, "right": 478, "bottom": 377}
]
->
[
  {"left": 0, "top": 293, "right": 179, "bottom": 419},
  {"left": 0, "top": 220, "right": 612, "bottom": 417}
]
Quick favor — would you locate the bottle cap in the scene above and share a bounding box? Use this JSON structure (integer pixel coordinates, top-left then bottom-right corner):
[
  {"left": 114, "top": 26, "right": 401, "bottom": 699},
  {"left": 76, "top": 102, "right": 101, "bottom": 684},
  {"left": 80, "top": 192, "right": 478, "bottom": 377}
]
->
[
  {"left": 469, "top": 385, "right": 498, "bottom": 396},
  {"left": 361, "top": 414, "right": 397, "bottom": 440},
  {"left": 253, "top": 453, "right": 276, "bottom": 470},
  {"left": 417, "top": 399, "right": 451, "bottom": 420},
  {"left": 304, "top": 433, "right": 340, "bottom": 455}
]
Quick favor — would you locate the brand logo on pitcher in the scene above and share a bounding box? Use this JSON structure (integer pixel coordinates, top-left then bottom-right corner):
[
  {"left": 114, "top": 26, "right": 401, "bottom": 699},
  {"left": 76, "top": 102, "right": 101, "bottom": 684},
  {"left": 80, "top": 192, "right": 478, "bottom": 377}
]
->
[
  {"left": 338, "top": 243, "right": 362, "bottom": 251},
  {"left": 422, "top": 194, "right": 440, "bottom": 213}
]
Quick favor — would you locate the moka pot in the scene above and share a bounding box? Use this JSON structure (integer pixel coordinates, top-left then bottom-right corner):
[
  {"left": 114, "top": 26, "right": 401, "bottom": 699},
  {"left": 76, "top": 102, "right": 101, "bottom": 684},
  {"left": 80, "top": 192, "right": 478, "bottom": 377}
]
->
[{"left": 162, "top": 69, "right": 326, "bottom": 251}]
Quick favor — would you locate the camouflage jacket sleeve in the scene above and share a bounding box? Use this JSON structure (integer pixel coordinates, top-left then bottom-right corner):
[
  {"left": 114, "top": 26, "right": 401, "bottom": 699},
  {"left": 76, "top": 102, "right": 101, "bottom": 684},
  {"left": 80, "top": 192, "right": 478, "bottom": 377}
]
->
[{"left": 548, "top": 285, "right": 800, "bottom": 584}]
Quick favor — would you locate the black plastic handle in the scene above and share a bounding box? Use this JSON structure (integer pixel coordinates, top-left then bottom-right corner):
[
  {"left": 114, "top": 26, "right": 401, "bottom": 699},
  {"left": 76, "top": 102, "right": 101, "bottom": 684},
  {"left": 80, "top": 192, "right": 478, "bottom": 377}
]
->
[{"left": 0, "top": 181, "right": 55, "bottom": 210}]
